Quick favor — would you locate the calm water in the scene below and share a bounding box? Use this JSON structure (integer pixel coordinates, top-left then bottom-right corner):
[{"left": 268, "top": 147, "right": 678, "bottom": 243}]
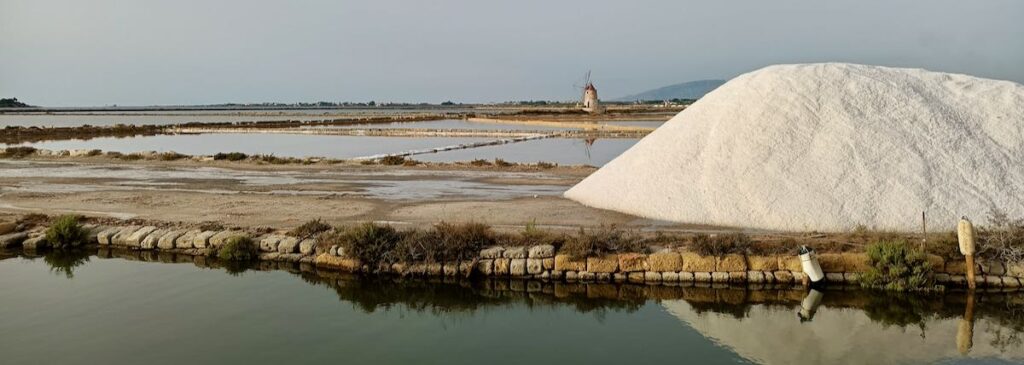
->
[
  {"left": 0, "top": 109, "right": 479, "bottom": 127},
  {"left": 303, "top": 119, "right": 575, "bottom": 131},
  {"left": 1, "top": 249, "right": 1021, "bottom": 365},
  {"left": 5, "top": 134, "right": 638, "bottom": 165}
]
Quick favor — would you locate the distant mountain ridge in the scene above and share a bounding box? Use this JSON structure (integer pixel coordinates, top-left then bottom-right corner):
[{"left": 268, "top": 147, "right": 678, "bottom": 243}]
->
[{"left": 614, "top": 79, "right": 726, "bottom": 102}]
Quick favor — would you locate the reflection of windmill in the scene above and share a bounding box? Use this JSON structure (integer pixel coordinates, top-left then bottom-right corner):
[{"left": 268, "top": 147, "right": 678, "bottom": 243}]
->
[
  {"left": 574, "top": 71, "right": 604, "bottom": 114},
  {"left": 583, "top": 137, "right": 597, "bottom": 160}
]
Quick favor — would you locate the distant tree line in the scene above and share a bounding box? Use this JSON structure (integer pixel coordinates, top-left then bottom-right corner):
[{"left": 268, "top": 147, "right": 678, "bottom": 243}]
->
[{"left": 0, "top": 97, "right": 32, "bottom": 107}]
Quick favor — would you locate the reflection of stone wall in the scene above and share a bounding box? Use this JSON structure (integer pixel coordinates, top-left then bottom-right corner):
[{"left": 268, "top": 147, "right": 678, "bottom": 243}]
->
[{"left": 27, "top": 223, "right": 1024, "bottom": 289}]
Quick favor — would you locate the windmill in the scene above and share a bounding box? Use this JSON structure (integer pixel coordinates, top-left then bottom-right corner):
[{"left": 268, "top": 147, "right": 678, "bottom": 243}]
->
[{"left": 574, "top": 71, "right": 603, "bottom": 114}]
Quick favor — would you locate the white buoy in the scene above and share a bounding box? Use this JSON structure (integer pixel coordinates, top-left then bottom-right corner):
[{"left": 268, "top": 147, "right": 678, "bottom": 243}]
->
[{"left": 799, "top": 245, "right": 825, "bottom": 283}]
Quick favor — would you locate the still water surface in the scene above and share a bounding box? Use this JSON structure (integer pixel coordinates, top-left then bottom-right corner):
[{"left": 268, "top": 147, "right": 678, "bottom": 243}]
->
[
  {"left": 7, "top": 134, "right": 637, "bottom": 166},
  {"left": 1, "top": 250, "right": 1021, "bottom": 365}
]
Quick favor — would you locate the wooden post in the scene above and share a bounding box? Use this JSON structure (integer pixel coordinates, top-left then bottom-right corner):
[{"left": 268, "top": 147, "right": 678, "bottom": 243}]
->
[
  {"left": 965, "top": 254, "right": 977, "bottom": 289},
  {"left": 921, "top": 211, "right": 927, "bottom": 251},
  {"left": 957, "top": 217, "right": 977, "bottom": 290}
]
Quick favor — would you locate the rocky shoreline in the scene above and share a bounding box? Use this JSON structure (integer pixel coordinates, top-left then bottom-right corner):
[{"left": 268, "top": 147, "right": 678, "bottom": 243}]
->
[{"left": 4, "top": 222, "right": 1021, "bottom": 290}]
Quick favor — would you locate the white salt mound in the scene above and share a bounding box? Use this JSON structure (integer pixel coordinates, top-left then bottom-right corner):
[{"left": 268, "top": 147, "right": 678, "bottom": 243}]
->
[{"left": 565, "top": 63, "right": 1024, "bottom": 232}]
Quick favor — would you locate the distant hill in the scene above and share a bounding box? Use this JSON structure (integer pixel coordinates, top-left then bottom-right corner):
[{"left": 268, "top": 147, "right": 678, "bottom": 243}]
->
[{"left": 613, "top": 79, "right": 726, "bottom": 102}]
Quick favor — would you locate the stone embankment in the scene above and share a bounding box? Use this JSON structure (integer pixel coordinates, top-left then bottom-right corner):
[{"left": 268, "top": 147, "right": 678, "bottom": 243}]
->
[{"left": 4, "top": 222, "right": 1022, "bottom": 290}]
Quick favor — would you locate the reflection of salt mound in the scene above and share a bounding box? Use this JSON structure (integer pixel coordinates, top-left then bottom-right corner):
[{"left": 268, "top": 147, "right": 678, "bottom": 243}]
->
[
  {"left": 661, "top": 300, "right": 1023, "bottom": 365},
  {"left": 565, "top": 63, "right": 1024, "bottom": 231}
]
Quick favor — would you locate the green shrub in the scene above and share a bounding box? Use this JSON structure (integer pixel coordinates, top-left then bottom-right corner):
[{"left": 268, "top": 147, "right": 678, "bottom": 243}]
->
[
  {"left": 217, "top": 236, "right": 258, "bottom": 261},
  {"left": 859, "top": 240, "right": 932, "bottom": 291},
  {"left": 45, "top": 214, "right": 88, "bottom": 247},
  {"left": 338, "top": 222, "right": 402, "bottom": 267},
  {"left": 690, "top": 233, "right": 751, "bottom": 256},
  {"left": 2, "top": 146, "right": 37, "bottom": 158},
  {"left": 560, "top": 225, "right": 643, "bottom": 259},
  {"left": 289, "top": 218, "right": 332, "bottom": 239},
  {"left": 213, "top": 152, "right": 249, "bottom": 161}
]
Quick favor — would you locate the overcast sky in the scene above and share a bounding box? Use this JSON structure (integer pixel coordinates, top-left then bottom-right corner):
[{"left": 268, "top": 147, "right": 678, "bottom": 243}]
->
[{"left": 1, "top": 0, "right": 1022, "bottom": 106}]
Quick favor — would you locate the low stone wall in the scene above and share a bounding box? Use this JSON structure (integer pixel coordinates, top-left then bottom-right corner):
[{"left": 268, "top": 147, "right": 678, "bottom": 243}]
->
[{"left": 7, "top": 223, "right": 1023, "bottom": 289}]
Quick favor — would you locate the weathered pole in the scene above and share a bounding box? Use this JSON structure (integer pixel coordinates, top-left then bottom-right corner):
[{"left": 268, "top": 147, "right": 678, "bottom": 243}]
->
[
  {"left": 921, "top": 211, "right": 927, "bottom": 251},
  {"left": 957, "top": 217, "right": 977, "bottom": 289}
]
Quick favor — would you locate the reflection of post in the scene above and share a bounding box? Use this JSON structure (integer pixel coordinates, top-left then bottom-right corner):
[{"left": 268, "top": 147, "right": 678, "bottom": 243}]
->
[
  {"left": 797, "top": 288, "right": 824, "bottom": 322},
  {"left": 957, "top": 291, "right": 976, "bottom": 356}
]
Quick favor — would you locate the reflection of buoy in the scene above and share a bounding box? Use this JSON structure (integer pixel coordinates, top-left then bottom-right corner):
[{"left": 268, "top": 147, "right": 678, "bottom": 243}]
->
[
  {"left": 797, "top": 288, "right": 824, "bottom": 322},
  {"left": 957, "top": 217, "right": 977, "bottom": 289},
  {"left": 799, "top": 246, "right": 825, "bottom": 284}
]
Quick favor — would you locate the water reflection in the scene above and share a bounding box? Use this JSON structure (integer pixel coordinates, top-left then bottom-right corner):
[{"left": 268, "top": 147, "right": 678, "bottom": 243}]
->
[{"left": 2, "top": 248, "right": 1022, "bottom": 364}]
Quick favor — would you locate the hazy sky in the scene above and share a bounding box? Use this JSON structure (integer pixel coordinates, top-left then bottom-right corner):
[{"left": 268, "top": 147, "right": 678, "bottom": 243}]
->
[{"left": 2, "top": 0, "right": 1022, "bottom": 106}]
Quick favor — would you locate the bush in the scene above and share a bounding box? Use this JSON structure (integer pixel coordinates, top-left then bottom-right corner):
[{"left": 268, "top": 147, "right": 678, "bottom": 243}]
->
[
  {"left": 690, "top": 233, "right": 751, "bottom": 256},
  {"left": 2, "top": 146, "right": 37, "bottom": 158},
  {"left": 535, "top": 161, "right": 556, "bottom": 169},
  {"left": 378, "top": 155, "right": 406, "bottom": 165},
  {"left": 494, "top": 158, "right": 512, "bottom": 167},
  {"left": 289, "top": 218, "right": 332, "bottom": 239},
  {"left": 45, "top": 215, "right": 88, "bottom": 247},
  {"left": 86, "top": 149, "right": 103, "bottom": 156},
  {"left": 859, "top": 240, "right": 932, "bottom": 291},
  {"left": 337, "top": 223, "right": 402, "bottom": 267},
  {"left": 560, "top": 225, "right": 643, "bottom": 258},
  {"left": 159, "top": 151, "right": 188, "bottom": 161},
  {"left": 470, "top": 159, "right": 492, "bottom": 166},
  {"left": 402, "top": 158, "right": 420, "bottom": 166},
  {"left": 426, "top": 222, "right": 494, "bottom": 261},
  {"left": 979, "top": 209, "right": 1024, "bottom": 265},
  {"left": 214, "top": 152, "right": 249, "bottom": 161},
  {"left": 217, "top": 236, "right": 258, "bottom": 261}
]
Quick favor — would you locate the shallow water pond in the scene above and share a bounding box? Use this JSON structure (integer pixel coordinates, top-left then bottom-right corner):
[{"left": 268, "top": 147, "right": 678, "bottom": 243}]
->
[
  {"left": 0, "top": 109, "right": 477, "bottom": 127},
  {"left": 5, "top": 134, "right": 639, "bottom": 166},
  {"left": 303, "top": 119, "right": 575, "bottom": 131},
  {"left": 1, "top": 250, "right": 1021, "bottom": 365}
]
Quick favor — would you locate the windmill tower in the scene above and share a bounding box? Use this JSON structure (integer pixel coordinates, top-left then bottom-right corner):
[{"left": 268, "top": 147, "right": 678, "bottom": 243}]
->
[{"left": 577, "top": 71, "right": 604, "bottom": 114}]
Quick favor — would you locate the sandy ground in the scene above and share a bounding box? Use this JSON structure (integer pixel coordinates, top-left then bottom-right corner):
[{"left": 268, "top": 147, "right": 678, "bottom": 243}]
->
[{"left": 0, "top": 157, "right": 708, "bottom": 233}]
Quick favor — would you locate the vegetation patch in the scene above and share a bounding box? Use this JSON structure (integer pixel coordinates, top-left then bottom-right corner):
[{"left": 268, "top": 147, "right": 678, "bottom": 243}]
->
[
  {"left": 213, "top": 152, "right": 249, "bottom": 161},
  {"left": 45, "top": 214, "right": 89, "bottom": 247},
  {"left": 335, "top": 222, "right": 402, "bottom": 267},
  {"left": 560, "top": 225, "right": 644, "bottom": 259},
  {"left": 859, "top": 240, "right": 932, "bottom": 291},
  {"left": 217, "top": 236, "right": 258, "bottom": 261},
  {"left": 158, "top": 151, "right": 188, "bottom": 161},
  {"left": 470, "top": 159, "right": 492, "bottom": 166},
  {"left": 288, "top": 218, "right": 331, "bottom": 239},
  {"left": 979, "top": 209, "right": 1024, "bottom": 265},
  {"left": 378, "top": 155, "right": 407, "bottom": 166},
  {"left": 1, "top": 146, "right": 37, "bottom": 158},
  {"left": 689, "top": 233, "right": 752, "bottom": 256}
]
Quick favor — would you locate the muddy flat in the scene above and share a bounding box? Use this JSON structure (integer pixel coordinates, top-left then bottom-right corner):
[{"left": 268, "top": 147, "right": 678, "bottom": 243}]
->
[{"left": 0, "top": 158, "right": 697, "bottom": 232}]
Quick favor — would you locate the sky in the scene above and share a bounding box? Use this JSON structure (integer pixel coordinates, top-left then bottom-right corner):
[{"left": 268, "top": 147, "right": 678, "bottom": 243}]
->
[{"left": 1, "top": 0, "right": 1022, "bottom": 106}]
